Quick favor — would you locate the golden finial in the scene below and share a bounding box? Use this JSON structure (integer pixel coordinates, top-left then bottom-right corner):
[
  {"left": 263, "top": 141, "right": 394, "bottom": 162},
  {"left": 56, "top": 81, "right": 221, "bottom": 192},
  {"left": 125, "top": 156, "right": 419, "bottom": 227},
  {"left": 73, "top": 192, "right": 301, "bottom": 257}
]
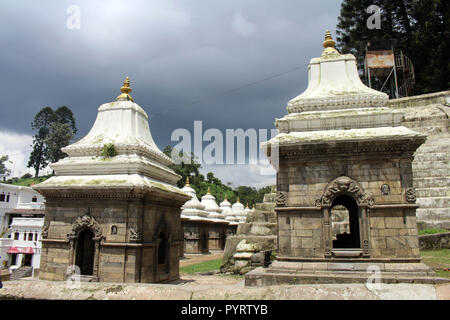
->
[
  {"left": 207, "top": 186, "right": 211, "bottom": 194},
  {"left": 321, "top": 30, "right": 340, "bottom": 58},
  {"left": 237, "top": 197, "right": 240, "bottom": 203},
  {"left": 224, "top": 195, "right": 228, "bottom": 201},
  {"left": 116, "top": 76, "right": 134, "bottom": 102},
  {"left": 185, "top": 176, "right": 190, "bottom": 186},
  {"left": 246, "top": 202, "right": 249, "bottom": 209}
]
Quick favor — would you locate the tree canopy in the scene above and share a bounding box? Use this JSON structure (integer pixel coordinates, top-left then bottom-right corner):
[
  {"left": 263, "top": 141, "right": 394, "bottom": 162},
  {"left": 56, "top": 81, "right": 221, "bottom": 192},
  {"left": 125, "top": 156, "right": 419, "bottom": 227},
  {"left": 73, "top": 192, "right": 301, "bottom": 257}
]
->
[
  {"left": 336, "top": 0, "right": 449, "bottom": 95},
  {"left": 0, "top": 155, "right": 10, "bottom": 176},
  {"left": 27, "top": 106, "right": 77, "bottom": 177}
]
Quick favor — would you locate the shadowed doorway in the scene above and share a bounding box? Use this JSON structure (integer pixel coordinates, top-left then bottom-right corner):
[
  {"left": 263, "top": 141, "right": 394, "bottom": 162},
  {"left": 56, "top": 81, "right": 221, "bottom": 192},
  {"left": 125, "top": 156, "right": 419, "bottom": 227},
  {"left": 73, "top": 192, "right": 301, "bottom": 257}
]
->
[
  {"left": 75, "top": 229, "right": 95, "bottom": 275},
  {"left": 331, "top": 195, "right": 360, "bottom": 249}
]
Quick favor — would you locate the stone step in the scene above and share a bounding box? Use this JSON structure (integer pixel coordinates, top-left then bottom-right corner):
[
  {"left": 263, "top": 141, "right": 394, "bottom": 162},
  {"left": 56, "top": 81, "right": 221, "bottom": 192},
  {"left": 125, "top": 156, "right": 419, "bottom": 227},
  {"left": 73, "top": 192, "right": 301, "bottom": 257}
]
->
[
  {"left": 417, "top": 136, "right": 450, "bottom": 152},
  {"left": 9, "top": 267, "right": 33, "bottom": 280},
  {"left": 413, "top": 168, "right": 450, "bottom": 178},
  {"left": 416, "top": 208, "right": 450, "bottom": 220},
  {"left": 413, "top": 177, "right": 450, "bottom": 189},
  {"left": 413, "top": 161, "right": 450, "bottom": 170},
  {"left": 416, "top": 187, "right": 450, "bottom": 198},
  {"left": 414, "top": 152, "right": 450, "bottom": 162},
  {"left": 245, "top": 270, "right": 450, "bottom": 286},
  {"left": 417, "top": 197, "right": 450, "bottom": 208}
]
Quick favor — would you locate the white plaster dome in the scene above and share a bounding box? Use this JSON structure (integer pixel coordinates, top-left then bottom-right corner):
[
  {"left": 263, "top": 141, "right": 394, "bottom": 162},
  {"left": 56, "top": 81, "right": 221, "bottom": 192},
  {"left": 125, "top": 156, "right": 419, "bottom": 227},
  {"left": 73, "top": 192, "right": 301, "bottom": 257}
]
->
[
  {"left": 201, "top": 189, "right": 223, "bottom": 214},
  {"left": 35, "top": 77, "right": 185, "bottom": 196},
  {"left": 232, "top": 199, "right": 245, "bottom": 213},
  {"left": 48, "top": 77, "right": 179, "bottom": 185},
  {"left": 180, "top": 180, "right": 208, "bottom": 219},
  {"left": 286, "top": 31, "right": 388, "bottom": 114},
  {"left": 219, "top": 197, "right": 232, "bottom": 213}
]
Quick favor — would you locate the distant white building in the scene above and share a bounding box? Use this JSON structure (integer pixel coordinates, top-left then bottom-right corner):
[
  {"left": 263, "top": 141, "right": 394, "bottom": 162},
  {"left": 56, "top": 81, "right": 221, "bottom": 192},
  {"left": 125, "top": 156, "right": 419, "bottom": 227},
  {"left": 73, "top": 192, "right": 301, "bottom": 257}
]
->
[
  {"left": 0, "top": 217, "right": 44, "bottom": 275},
  {"left": 0, "top": 183, "right": 45, "bottom": 234}
]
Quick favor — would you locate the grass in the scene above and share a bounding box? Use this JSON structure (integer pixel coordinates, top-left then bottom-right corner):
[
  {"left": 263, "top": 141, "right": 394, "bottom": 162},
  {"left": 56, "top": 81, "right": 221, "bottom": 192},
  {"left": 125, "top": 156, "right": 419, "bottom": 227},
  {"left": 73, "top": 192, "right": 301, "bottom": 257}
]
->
[
  {"left": 420, "top": 249, "right": 450, "bottom": 279},
  {"left": 2, "top": 175, "right": 52, "bottom": 187},
  {"left": 418, "top": 228, "right": 449, "bottom": 236},
  {"left": 180, "top": 259, "right": 223, "bottom": 274}
]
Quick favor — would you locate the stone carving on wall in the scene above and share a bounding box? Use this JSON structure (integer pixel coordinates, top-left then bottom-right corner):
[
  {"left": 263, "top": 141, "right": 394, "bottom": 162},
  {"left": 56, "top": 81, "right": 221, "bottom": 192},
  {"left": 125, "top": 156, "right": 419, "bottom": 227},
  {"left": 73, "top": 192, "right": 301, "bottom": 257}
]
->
[
  {"left": 381, "top": 184, "right": 390, "bottom": 196},
  {"left": 129, "top": 228, "right": 141, "bottom": 241},
  {"left": 276, "top": 191, "right": 287, "bottom": 207},
  {"left": 315, "top": 176, "right": 374, "bottom": 208},
  {"left": 363, "top": 240, "right": 370, "bottom": 255},
  {"left": 41, "top": 223, "right": 49, "bottom": 239},
  {"left": 67, "top": 214, "right": 103, "bottom": 239},
  {"left": 406, "top": 188, "right": 417, "bottom": 203}
]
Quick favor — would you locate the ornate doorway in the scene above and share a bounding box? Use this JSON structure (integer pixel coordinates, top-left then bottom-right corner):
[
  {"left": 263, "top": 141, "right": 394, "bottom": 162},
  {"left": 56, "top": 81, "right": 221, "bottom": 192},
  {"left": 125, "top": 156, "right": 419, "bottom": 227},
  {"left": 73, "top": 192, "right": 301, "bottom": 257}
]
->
[
  {"left": 75, "top": 229, "right": 95, "bottom": 275},
  {"left": 331, "top": 195, "right": 360, "bottom": 249},
  {"left": 316, "top": 176, "right": 373, "bottom": 258}
]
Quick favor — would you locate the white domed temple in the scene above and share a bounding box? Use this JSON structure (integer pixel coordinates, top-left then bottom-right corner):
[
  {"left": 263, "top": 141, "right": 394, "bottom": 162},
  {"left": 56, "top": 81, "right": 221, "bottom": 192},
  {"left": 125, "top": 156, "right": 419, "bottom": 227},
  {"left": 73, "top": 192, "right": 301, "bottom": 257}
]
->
[
  {"left": 180, "top": 182, "right": 234, "bottom": 254},
  {"left": 34, "top": 78, "right": 190, "bottom": 283}
]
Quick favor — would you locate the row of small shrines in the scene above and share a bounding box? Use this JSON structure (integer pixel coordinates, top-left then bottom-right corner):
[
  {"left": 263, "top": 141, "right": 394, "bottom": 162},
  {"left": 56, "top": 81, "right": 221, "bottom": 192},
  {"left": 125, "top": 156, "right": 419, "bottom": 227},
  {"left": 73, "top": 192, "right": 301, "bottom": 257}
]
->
[{"left": 180, "top": 179, "right": 254, "bottom": 254}]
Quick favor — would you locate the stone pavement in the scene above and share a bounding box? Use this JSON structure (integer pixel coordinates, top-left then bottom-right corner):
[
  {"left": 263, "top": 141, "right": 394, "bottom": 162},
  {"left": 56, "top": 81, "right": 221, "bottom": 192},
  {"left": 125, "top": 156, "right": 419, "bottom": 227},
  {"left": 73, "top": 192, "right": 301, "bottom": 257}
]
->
[{"left": 0, "top": 276, "right": 449, "bottom": 300}]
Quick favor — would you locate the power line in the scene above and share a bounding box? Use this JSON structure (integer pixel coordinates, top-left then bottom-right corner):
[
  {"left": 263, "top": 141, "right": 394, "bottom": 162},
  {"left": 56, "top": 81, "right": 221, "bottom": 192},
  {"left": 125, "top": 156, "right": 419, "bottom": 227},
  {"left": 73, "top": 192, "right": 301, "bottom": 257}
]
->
[
  {"left": 152, "top": 61, "right": 308, "bottom": 117},
  {"left": 189, "top": 63, "right": 308, "bottom": 105}
]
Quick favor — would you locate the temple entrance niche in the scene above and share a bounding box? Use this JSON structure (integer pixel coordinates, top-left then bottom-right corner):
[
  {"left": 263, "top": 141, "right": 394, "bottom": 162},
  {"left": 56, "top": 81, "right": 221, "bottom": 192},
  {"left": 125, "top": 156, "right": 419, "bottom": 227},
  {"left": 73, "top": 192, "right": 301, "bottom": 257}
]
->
[
  {"left": 331, "top": 195, "right": 360, "bottom": 249},
  {"left": 75, "top": 229, "right": 95, "bottom": 275},
  {"left": 157, "top": 232, "right": 168, "bottom": 267}
]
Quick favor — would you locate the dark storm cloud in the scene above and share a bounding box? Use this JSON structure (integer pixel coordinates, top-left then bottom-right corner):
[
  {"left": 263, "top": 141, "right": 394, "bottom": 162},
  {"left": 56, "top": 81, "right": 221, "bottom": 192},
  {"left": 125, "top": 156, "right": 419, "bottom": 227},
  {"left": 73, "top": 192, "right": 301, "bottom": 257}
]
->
[{"left": 0, "top": 0, "right": 342, "bottom": 183}]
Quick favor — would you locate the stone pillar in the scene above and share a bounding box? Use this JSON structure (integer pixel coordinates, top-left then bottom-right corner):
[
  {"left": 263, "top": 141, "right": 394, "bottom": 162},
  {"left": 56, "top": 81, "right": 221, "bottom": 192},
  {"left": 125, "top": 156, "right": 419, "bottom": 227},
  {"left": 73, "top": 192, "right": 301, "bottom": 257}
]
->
[
  {"left": 323, "top": 208, "right": 332, "bottom": 257},
  {"left": 361, "top": 207, "right": 370, "bottom": 257},
  {"left": 93, "top": 237, "right": 102, "bottom": 279},
  {"left": 68, "top": 236, "right": 76, "bottom": 266}
]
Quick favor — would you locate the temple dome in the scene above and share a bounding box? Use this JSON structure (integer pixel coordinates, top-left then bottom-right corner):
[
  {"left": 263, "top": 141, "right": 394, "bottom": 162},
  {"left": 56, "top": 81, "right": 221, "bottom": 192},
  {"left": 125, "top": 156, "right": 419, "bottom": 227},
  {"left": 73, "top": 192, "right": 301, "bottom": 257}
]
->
[
  {"left": 286, "top": 31, "right": 388, "bottom": 114},
  {"left": 36, "top": 77, "right": 184, "bottom": 195},
  {"left": 232, "top": 198, "right": 245, "bottom": 213},
  {"left": 201, "top": 188, "right": 224, "bottom": 221},
  {"left": 180, "top": 180, "right": 206, "bottom": 213},
  {"left": 220, "top": 197, "right": 232, "bottom": 213}
]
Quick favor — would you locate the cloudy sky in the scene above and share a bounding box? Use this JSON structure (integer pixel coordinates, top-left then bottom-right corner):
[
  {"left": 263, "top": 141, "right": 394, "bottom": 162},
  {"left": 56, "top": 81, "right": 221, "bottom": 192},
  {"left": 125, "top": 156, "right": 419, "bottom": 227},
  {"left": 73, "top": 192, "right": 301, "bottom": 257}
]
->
[{"left": 0, "top": 0, "right": 342, "bottom": 187}]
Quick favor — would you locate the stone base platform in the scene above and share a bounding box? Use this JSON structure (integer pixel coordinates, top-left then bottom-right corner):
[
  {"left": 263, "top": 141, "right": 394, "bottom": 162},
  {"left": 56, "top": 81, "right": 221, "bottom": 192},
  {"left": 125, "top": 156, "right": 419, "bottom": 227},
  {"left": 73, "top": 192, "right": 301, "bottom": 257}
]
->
[{"left": 245, "top": 261, "right": 450, "bottom": 286}]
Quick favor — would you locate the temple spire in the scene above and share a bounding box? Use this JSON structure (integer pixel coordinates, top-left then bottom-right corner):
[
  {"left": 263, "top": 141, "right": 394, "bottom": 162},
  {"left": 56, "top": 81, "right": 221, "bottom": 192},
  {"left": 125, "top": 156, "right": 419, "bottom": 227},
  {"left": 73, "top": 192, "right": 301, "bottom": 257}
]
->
[
  {"left": 116, "top": 76, "right": 134, "bottom": 102},
  {"left": 321, "top": 30, "right": 340, "bottom": 58},
  {"left": 185, "top": 176, "right": 190, "bottom": 186}
]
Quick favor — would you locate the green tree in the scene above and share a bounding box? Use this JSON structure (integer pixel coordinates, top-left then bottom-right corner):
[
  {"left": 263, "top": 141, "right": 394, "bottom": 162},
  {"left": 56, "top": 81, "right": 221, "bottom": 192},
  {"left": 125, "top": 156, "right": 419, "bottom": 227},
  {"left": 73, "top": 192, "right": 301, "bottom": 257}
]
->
[
  {"left": 336, "top": 0, "right": 449, "bottom": 95},
  {"left": 27, "top": 107, "right": 55, "bottom": 177},
  {"left": 162, "top": 145, "right": 271, "bottom": 207},
  {"left": 54, "top": 106, "right": 77, "bottom": 135},
  {"left": 27, "top": 106, "right": 77, "bottom": 177},
  {"left": 0, "top": 155, "right": 11, "bottom": 176},
  {"left": 46, "top": 122, "right": 74, "bottom": 164}
]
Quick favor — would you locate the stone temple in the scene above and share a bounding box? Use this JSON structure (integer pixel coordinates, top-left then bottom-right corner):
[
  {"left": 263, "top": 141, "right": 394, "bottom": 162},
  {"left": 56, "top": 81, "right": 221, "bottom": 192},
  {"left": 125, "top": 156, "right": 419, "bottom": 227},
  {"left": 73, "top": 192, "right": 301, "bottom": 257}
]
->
[
  {"left": 34, "top": 78, "right": 190, "bottom": 283},
  {"left": 246, "top": 32, "right": 448, "bottom": 285},
  {"left": 180, "top": 182, "right": 236, "bottom": 255}
]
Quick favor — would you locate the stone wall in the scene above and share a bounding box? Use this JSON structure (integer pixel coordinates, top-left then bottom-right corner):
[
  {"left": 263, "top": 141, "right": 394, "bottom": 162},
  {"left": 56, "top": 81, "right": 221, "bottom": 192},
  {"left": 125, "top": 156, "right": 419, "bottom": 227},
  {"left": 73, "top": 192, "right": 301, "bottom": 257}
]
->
[
  {"left": 389, "top": 91, "right": 450, "bottom": 229},
  {"left": 39, "top": 190, "right": 185, "bottom": 283},
  {"left": 419, "top": 232, "right": 450, "bottom": 250}
]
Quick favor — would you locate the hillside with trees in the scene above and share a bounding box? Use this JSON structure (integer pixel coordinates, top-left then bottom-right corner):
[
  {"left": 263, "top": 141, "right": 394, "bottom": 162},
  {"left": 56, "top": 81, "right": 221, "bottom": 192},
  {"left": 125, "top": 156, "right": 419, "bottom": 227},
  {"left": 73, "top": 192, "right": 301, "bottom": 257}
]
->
[{"left": 163, "top": 145, "right": 272, "bottom": 207}]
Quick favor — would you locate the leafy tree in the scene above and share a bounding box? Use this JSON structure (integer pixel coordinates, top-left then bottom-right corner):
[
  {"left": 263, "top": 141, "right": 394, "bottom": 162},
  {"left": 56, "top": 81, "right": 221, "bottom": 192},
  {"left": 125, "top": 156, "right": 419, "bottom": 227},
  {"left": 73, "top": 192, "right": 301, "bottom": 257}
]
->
[
  {"left": 336, "top": 0, "right": 449, "bottom": 95},
  {"left": 163, "top": 145, "right": 272, "bottom": 207},
  {"left": 0, "top": 155, "right": 11, "bottom": 176},
  {"left": 54, "top": 106, "right": 77, "bottom": 135},
  {"left": 46, "top": 122, "right": 74, "bottom": 163},
  {"left": 27, "top": 106, "right": 77, "bottom": 177},
  {"left": 27, "top": 107, "right": 55, "bottom": 177}
]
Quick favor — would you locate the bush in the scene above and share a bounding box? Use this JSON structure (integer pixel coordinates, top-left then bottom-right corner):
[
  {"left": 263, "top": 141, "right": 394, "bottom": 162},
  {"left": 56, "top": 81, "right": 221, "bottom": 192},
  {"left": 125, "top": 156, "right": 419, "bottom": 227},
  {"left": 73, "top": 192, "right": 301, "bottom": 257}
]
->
[{"left": 21, "top": 173, "right": 32, "bottom": 179}]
